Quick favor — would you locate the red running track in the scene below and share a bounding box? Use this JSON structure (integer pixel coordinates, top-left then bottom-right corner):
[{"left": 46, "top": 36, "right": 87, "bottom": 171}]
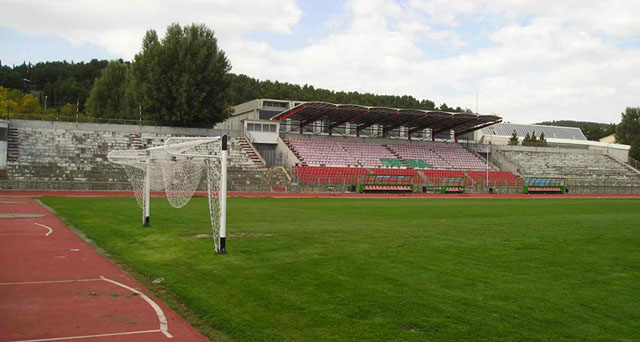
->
[
  {"left": 0, "top": 190, "right": 639, "bottom": 199},
  {"left": 0, "top": 197, "right": 210, "bottom": 342}
]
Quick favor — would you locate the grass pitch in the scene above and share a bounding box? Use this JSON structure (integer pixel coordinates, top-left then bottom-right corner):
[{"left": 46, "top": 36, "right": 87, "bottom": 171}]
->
[{"left": 42, "top": 197, "right": 640, "bottom": 341}]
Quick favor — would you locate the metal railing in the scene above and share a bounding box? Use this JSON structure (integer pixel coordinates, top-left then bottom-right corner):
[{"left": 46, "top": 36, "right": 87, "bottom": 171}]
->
[
  {"left": 288, "top": 173, "right": 640, "bottom": 194},
  {"left": 629, "top": 157, "right": 640, "bottom": 171},
  {"left": 2, "top": 173, "right": 639, "bottom": 194},
  {"left": 4, "top": 112, "right": 159, "bottom": 126}
]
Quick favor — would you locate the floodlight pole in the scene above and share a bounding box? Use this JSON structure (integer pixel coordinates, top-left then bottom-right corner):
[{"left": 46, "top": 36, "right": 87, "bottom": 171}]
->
[
  {"left": 144, "top": 151, "right": 151, "bottom": 227},
  {"left": 486, "top": 145, "right": 489, "bottom": 190},
  {"left": 219, "top": 135, "right": 228, "bottom": 254}
]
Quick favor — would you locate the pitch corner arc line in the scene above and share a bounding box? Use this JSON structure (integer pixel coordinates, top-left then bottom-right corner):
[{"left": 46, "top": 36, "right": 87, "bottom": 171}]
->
[{"left": 99, "top": 275, "right": 173, "bottom": 338}]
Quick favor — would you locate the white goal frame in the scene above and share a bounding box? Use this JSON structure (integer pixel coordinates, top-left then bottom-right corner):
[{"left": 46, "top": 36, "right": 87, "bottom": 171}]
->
[{"left": 108, "top": 135, "right": 228, "bottom": 254}]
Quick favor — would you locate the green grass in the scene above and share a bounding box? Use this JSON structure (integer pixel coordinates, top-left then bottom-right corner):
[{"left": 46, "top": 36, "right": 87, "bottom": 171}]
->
[{"left": 41, "top": 197, "right": 640, "bottom": 342}]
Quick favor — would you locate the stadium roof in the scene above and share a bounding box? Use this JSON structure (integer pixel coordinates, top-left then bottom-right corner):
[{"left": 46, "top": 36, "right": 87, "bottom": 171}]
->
[
  {"left": 271, "top": 101, "right": 502, "bottom": 140},
  {"left": 481, "top": 123, "right": 587, "bottom": 141}
]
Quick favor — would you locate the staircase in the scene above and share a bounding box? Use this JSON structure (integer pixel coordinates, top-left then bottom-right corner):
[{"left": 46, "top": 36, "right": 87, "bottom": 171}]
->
[
  {"left": 339, "top": 143, "right": 363, "bottom": 167},
  {"left": 283, "top": 137, "right": 307, "bottom": 166},
  {"left": 7, "top": 127, "right": 19, "bottom": 162},
  {"left": 383, "top": 145, "right": 411, "bottom": 168},
  {"left": 415, "top": 169, "right": 432, "bottom": 185},
  {"left": 237, "top": 137, "right": 265, "bottom": 166},
  {"left": 605, "top": 154, "right": 640, "bottom": 177},
  {"left": 465, "top": 146, "right": 498, "bottom": 171},
  {"left": 128, "top": 133, "right": 143, "bottom": 149}
]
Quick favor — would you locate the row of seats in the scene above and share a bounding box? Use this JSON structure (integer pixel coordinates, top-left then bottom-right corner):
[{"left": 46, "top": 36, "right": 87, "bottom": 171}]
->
[
  {"left": 501, "top": 150, "right": 638, "bottom": 179},
  {"left": 286, "top": 137, "right": 487, "bottom": 170}
]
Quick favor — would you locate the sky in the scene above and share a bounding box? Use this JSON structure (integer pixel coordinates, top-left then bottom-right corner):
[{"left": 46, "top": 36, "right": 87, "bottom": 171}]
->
[{"left": 1, "top": 0, "right": 640, "bottom": 124}]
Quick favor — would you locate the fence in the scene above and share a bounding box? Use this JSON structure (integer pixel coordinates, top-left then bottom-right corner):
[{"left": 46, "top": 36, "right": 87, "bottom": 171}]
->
[
  {"left": 4, "top": 113, "right": 159, "bottom": 126},
  {"left": 630, "top": 157, "right": 640, "bottom": 171},
  {"left": 288, "top": 173, "right": 640, "bottom": 194}
]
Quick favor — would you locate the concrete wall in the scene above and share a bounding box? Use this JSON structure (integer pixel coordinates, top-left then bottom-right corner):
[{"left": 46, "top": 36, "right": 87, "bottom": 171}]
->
[{"left": 2, "top": 120, "right": 243, "bottom": 190}]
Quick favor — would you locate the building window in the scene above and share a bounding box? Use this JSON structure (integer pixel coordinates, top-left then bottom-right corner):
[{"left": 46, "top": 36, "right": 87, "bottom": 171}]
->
[
  {"left": 263, "top": 101, "right": 287, "bottom": 108},
  {"left": 247, "top": 123, "right": 254, "bottom": 131},
  {"left": 270, "top": 124, "right": 276, "bottom": 132},
  {"left": 259, "top": 110, "right": 280, "bottom": 119}
]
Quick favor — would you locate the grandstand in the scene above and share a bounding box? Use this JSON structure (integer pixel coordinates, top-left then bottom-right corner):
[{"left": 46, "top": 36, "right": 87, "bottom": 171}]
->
[
  {"left": 498, "top": 148, "right": 639, "bottom": 179},
  {"left": 0, "top": 120, "right": 289, "bottom": 192},
  {"left": 0, "top": 99, "right": 639, "bottom": 194}
]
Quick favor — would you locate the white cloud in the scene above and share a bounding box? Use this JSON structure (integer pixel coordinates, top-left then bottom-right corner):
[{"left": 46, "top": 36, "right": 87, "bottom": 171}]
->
[
  {"left": 0, "top": 0, "right": 302, "bottom": 57},
  {"left": 2, "top": 0, "right": 640, "bottom": 123}
]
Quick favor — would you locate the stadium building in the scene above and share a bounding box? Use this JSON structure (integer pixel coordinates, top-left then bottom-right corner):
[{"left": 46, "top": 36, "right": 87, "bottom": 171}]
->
[{"left": 0, "top": 99, "right": 638, "bottom": 194}]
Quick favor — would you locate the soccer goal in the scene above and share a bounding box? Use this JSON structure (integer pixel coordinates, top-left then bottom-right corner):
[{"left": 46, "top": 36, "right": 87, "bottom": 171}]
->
[{"left": 108, "top": 136, "right": 228, "bottom": 254}]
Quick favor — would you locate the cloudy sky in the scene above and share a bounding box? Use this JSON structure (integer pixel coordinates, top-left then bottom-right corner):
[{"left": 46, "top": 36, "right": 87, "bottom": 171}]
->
[{"left": 1, "top": 0, "right": 639, "bottom": 124}]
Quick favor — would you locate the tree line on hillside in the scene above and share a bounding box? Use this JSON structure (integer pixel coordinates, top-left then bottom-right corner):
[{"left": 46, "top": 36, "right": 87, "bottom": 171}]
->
[
  {"left": 0, "top": 24, "right": 462, "bottom": 126},
  {"left": 0, "top": 22, "right": 638, "bottom": 161},
  {"left": 0, "top": 59, "right": 108, "bottom": 113}
]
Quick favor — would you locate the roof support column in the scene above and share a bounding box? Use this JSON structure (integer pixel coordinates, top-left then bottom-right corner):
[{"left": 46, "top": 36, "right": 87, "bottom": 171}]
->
[
  {"left": 356, "top": 122, "right": 376, "bottom": 138},
  {"left": 454, "top": 120, "right": 502, "bottom": 139}
]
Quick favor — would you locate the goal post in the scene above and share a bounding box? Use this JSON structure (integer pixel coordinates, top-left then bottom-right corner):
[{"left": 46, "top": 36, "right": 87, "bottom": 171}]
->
[{"left": 108, "top": 135, "right": 228, "bottom": 254}]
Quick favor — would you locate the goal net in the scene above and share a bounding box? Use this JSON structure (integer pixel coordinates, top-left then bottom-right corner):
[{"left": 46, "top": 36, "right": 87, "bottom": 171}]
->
[{"left": 108, "top": 136, "right": 228, "bottom": 254}]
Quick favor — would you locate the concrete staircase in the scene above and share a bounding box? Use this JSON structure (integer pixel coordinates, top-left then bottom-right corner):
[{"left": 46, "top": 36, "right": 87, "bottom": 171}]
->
[
  {"left": 7, "top": 127, "right": 19, "bottom": 162},
  {"left": 237, "top": 137, "right": 265, "bottom": 166},
  {"left": 606, "top": 154, "right": 640, "bottom": 177},
  {"left": 383, "top": 144, "right": 411, "bottom": 168},
  {"left": 128, "top": 133, "right": 143, "bottom": 149},
  {"left": 283, "top": 137, "right": 307, "bottom": 166}
]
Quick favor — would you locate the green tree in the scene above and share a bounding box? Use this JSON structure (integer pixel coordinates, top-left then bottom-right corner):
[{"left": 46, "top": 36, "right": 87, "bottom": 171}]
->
[
  {"left": 20, "top": 93, "right": 40, "bottom": 113},
  {"left": 630, "top": 136, "right": 640, "bottom": 162},
  {"left": 616, "top": 107, "right": 640, "bottom": 144},
  {"left": 523, "top": 132, "right": 531, "bottom": 145},
  {"left": 85, "top": 61, "right": 129, "bottom": 118},
  {"left": 59, "top": 103, "right": 77, "bottom": 116},
  {"left": 538, "top": 132, "right": 547, "bottom": 147},
  {"left": 508, "top": 130, "right": 519, "bottom": 145},
  {"left": 127, "top": 23, "right": 232, "bottom": 127}
]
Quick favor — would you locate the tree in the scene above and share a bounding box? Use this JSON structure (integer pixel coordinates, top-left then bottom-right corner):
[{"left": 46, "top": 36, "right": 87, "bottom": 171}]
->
[
  {"left": 59, "top": 103, "right": 77, "bottom": 116},
  {"left": 523, "top": 132, "right": 531, "bottom": 145},
  {"left": 538, "top": 132, "right": 547, "bottom": 147},
  {"left": 630, "top": 136, "right": 640, "bottom": 162},
  {"left": 616, "top": 107, "right": 640, "bottom": 145},
  {"left": 126, "top": 23, "right": 232, "bottom": 127},
  {"left": 0, "top": 60, "right": 108, "bottom": 112},
  {"left": 508, "top": 130, "right": 519, "bottom": 145},
  {"left": 85, "top": 60, "right": 129, "bottom": 118}
]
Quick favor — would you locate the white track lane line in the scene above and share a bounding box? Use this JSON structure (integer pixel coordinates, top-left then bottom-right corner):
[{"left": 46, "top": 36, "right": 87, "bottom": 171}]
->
[
  {"left": 0, "top": 278, "right": 102, "bottom": 286},
  {"left": 34, "top": 222, "right": 53, "bottom": 236},
  {"left": 3, "top": 329, "right": 163, "bottom": 342},
  {"left": 100, "top": 276, "right": 173, "bottom": 338}
]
